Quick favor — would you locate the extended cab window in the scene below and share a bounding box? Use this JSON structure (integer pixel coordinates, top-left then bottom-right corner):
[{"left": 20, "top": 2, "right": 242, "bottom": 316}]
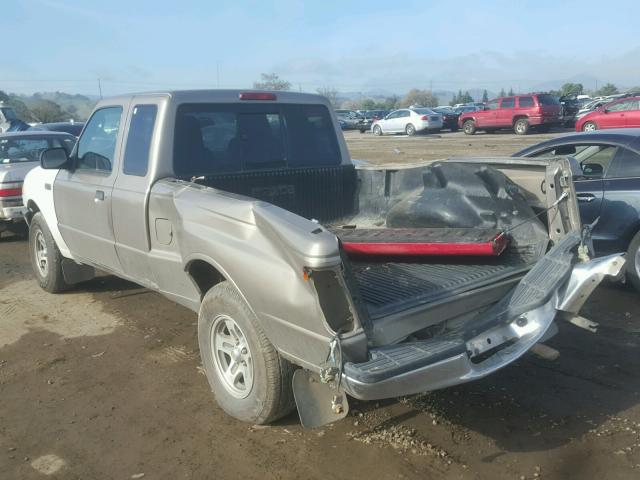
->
[
  {"left": 123, "top": 105, "right": 157, "bottom": 176},
  {"left": 173, "top": 104, "right": 341, "bottom": 176},
  {"left": 77, "top": 107, "right": 122, "bottom": 172}
]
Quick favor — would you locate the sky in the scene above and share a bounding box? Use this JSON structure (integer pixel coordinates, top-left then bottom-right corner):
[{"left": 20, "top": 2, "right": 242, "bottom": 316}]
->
[{"left": 3, "top": 0, "right": 640, "bottom": 97}]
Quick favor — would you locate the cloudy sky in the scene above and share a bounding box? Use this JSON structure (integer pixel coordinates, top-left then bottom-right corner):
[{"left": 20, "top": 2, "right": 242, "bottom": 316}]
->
[{"left": 3, "top": 0, "right": 639, "bottom": 96}]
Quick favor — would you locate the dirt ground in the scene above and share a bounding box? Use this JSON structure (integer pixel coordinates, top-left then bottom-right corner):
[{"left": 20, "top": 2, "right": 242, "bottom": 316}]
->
[{"left": 1, "top": 130, "right": 640, "bottom": 479}]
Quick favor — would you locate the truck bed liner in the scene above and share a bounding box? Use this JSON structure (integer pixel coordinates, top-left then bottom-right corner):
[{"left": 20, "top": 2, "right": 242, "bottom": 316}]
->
[{"left": 350, "top": 255, "right": 532, "bottom": 319}]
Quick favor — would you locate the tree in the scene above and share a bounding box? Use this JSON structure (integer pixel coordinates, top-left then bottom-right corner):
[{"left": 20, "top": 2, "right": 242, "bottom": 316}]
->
[
  {"left": 30, "top": 99, "right": 68, "bottom": 123},
  {"left": 460, "top": 91, "right": 474, "bottom": 103},
  {"left": 400, "top": 89, "right": 438, "bottom": 108},
  {"left": 0, "top": 90, "right": 9, "bottom": 103},
  {"left": 360, "top": 98, "right": 376, "bottom": 110},
  {"left": 482, "top": 90, "right": 488, "bottom": 103},
  {"left": 508, "top": 88, "right": 514, "bottom": 96},
  {"left": 253, "top": 73, "right": 291, "bottom": 91},
  {"left": 499, "top": 88, "right": 506, "bottom": 97},
  {"left": 558, "top": 83, "right": 584, "bottom": 97},
  {"left": 382, "top": 95, "right": 400, "bottom": 110},
  {"left": 596, "top": 83, "right": 619, "bottom": 96},
  {"left": 316, "top": 87, "right": 339, "bottom": 107}
]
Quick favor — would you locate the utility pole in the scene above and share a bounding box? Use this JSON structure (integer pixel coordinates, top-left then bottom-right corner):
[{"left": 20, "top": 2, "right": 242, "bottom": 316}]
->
[{"left": 97, "top": 78, "right": 103, "bottom": 99}]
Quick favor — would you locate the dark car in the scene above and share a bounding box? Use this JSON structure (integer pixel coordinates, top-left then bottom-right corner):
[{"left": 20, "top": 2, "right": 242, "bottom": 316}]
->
[
  {"left": 432, "top": 106, "right": 460, "bottom": 131},
  {"left": 514, "top": 129, "right": 640, "bottom": 290},
  {"left": 30, "top": 122, "right": 85, "bottom": 137}
]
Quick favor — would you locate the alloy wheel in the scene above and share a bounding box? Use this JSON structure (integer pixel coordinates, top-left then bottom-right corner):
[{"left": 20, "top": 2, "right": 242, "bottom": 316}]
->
[{"left": 210, "top": 314, "right": 254, "bottom": 399}]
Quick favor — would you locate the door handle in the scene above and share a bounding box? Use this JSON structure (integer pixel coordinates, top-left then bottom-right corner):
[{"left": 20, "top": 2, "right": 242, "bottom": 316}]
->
[
  {"left": 576, "top": 193, "right": 596, "bottom": 203},
  {"left": 94, "top": 190, "right": 105, "bottom": 202}
]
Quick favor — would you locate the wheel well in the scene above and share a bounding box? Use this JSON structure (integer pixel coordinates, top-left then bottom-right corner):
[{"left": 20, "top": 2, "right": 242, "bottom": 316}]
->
[
  {"left": 25, "top": 200, "right": 40, "bottom": 225},
  {"left": 512, "top": 115, "right": 528, "bottom": 125},
  {"left": 187, "top": 259, "right": 226, "bottom": 298},
  {"left": 463, "top": 117, "right": 475, "bottom": 124}
]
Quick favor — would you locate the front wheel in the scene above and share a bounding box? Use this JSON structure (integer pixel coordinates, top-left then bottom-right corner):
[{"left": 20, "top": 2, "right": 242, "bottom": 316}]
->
[
  {"left": 514, "top": 118, "right": 530, "bottom": 135},
  {"left": 626, "top": 231, "right": 640, "bottom": 292},
  {"left": 372, "top": 125, "right": 383, "bottom": 136},
  {"left": 29, "top": 212, "right": 69, "bottom": 293},
  {"left": 583, "top": 121, "right": 598, "bottom": 132},
  {"left": 405, "top": 123, "right": 416, "bottom": 136},
  {"left": 198, "top": 282, "right": 296, "bottom": 424},
  {"left": 463, "top": 120, "right": 476, "bottom": 135}
]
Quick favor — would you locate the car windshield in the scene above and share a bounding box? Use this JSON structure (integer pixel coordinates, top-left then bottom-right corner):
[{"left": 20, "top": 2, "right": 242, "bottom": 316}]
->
[
  {"left": 174, "top": 103, "right": 341, "bottom": 176},
  {"left": 0, "top": 136, "right": 73, "bottom": 164},
  {"left": 538, "top": 94, "right": 560, "bottom": 105},
  {"left": 0, "top": 107, "right": 18, "bottom": 121},
  {"left": 413, "top": 108, "right": 435, "bottom": 114}
]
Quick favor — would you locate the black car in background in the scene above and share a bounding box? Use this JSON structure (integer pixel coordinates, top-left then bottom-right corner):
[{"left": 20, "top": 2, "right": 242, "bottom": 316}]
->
[
  {"left": 30, "top": 121, "right": 85, "bottom": 137},
  {"left": 514, "top": 129, "right": 640, "bottom": 290},
  {"left": 432, "top": 106, "right": 460, "bottom": 132}
]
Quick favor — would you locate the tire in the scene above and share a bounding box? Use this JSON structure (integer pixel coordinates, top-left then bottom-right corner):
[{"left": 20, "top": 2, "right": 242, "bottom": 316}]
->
[
  {"left": 373, "top": 125, "right": 383, "bottom": 136},
  {"left": 463, "top": 120, "right": 476, "bottom": 135},
  {"left": 514, "top": 118, "right": 530, "bottom": 135},
  {"left": 359, "top": 129, "right": 366, "bottom": 134},
  {"left": 583, "top": 121, "right": 598, "bottom": 132},
  {"left": 29, "top": 212, "right": 69, "bottom": 293},
  {"left": 198, "top": 282, "right": 296, "bottom": 424},
  {"left": 626, "top": 231, "right": 640, "bottom": 292},
  {"left": 405, "top": 123, "right": 416, "bottom": 136}
]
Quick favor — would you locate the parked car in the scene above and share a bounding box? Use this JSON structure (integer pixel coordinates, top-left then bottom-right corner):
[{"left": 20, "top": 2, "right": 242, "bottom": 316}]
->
[
  {"left": 454, "top": 105, "right": 482, "bottom": 115},
  {"left": 514, "top": 129, "right": 640, "bottom": 290},
  {"left": 459, "top": 94, "right": 562, "bottom": 135},
  {"left": 0, "top": 104, "right": 30, "bottom": 133},
  {"left": 22, "top": 89, "right": 622, "bottom": 428},
  {"left": 575, "top": 96, "right": 640, "bottom": 132},
  {"left": 371, "top": 108, "right": 443, "bottom": 135},
  {"left": 335, "top": 110, "right": 369, "bottom": 133},
  {"left": 432, "top": 106, "right": 459, "bottom": 131},
  {"left": 30, "top": 121, "right": 85, "bottom": 137},
  {"left": 575, "top": 98, "right": 614, "bottom": 121},
  {"left": 0, "top": 131, "right": 76, "bottom": 236}
]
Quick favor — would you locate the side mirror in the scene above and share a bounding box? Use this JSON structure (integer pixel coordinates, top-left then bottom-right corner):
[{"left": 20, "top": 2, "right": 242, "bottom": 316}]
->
[{"left": 40, "top": 147, "right": 70, "bottom": 170}]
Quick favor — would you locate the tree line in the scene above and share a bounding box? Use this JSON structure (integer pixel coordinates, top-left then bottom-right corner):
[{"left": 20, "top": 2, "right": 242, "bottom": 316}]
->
[{"left": 0, "top": 90, "right": 88, "bottom": 123}]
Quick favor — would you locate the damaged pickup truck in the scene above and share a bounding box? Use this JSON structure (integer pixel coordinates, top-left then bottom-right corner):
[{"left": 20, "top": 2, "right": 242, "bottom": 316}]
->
[{"left": 22, "top": 90, "right": 625, "bottom": 427}]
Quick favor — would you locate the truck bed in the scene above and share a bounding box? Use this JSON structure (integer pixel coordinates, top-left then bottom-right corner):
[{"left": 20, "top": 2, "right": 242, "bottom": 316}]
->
[{"left": 349, "top": 253, "right": 533, "bottom": 319}]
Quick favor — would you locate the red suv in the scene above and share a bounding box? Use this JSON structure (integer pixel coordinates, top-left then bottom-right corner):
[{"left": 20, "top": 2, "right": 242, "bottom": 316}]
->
[
  {"left": 575, "top": 96, "right": 640, "bottom": 132},
  {"left": 459, "top": 94, "right": 562, "bottom": 135}
]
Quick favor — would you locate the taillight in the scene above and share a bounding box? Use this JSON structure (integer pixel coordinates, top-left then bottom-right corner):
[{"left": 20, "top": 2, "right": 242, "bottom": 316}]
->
[
  {"left": 0, "top": 182, "right": 22, "bottom": 198},
  {"left": 239, "top": 92, "right": 277, "bottom": 101},
  {"left": 421, "top": 115, "right": 429, "bottom": 120}
]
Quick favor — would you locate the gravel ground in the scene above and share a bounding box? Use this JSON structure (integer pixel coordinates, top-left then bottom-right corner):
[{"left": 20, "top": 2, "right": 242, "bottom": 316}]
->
[{"left": 1, "top": 129, "right": 639, "bottom": 479}]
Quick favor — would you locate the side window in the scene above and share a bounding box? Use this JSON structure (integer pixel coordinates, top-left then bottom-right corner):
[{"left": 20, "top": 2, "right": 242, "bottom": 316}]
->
[
  {"left": 399, "top": 110, "right": 410, "bottom": 118},
  {"left": 123, "top": 105, "right": 157, "bottom": 176},
  {"left": 607, "top": 101, "right": 633, "bottom": 112},
  {"left": 501, "top": 98, "right": 515, "bottom": 108},
  {"left": 518, "top": 96, "right": 534, "bottom": 108},
  {"left": 486, "top": 100, "right": 499, "bottom": 110},
  {"left": 77, "top": 107, "right": 123, "bottom": 172},
  {"left": 528, "top": 143, "right": 617, "bottom": 177},
  {"left": 607, "top": 148, "right": 640, "bottom": 178}
]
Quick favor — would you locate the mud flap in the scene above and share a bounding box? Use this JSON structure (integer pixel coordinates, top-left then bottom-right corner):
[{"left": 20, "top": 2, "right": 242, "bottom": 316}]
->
[
  {"left": 61, "top": 258, "right": 95, "bottom": 285},
  {"left": 292, "top": 369, "right": 349, "bottom": 428}
]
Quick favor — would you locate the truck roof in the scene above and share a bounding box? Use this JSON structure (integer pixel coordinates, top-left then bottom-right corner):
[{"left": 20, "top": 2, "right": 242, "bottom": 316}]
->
[{"left": 96, "top": 89, "right": 330, "bottom": 107}]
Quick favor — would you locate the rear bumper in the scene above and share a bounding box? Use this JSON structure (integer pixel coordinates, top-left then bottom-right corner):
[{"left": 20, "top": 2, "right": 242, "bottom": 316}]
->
[
  {"left": 1, "top": 205, "right": 27, "bottom": 221},
  {"left": 342, "top": 242, "right": 625, "bottom": 400}
]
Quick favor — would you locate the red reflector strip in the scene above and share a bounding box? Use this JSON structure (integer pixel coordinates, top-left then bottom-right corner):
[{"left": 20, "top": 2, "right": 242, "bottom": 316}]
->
[
  {"left": 342, "top": 232, "right": 508, "bottom": 257},
  {"left": 239, "top": 92, "right": 277, "bottom": 101},
  {"left": 0, "top": 187, "right": 22, "bottom": 197}
]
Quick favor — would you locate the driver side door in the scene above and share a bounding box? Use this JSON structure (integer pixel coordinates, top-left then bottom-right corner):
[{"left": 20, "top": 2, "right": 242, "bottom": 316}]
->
[{"left": 54, "top": 105, "right": 127, "bottom": 273}]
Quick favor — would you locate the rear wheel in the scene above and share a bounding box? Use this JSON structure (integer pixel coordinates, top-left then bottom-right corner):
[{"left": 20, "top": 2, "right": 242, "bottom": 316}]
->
[
  {"left": 626, "top": 231, "right": 640, "bottom": 292},
  {"left": 29, "top": 212, "right": 69, "bottom": 293},
  {"left": 583, "top": 121, "right": 598, "bottom": 132},
  {"left": 198, "top": 282, "right": 296, "bottom": 424},
  {"left": 373, "top": 125, "right": 383, "bottom": 136},
  {"left": 514, "top": 118, "right": 530, "bottom": 135},
  {"left": 405, "top": 123, "right": 416, "bottom": 136},
  {"left": 462, "top": 120, "right": 476, "bottom": 135}
]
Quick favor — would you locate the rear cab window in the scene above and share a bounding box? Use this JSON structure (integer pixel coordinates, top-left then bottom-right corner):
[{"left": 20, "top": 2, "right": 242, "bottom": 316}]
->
[
  {"left": 173, "top": 103, "right": 341, "bottom": 177},
  {"left": 123, "top": 105, "right": 158, "bottom": 176}
]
